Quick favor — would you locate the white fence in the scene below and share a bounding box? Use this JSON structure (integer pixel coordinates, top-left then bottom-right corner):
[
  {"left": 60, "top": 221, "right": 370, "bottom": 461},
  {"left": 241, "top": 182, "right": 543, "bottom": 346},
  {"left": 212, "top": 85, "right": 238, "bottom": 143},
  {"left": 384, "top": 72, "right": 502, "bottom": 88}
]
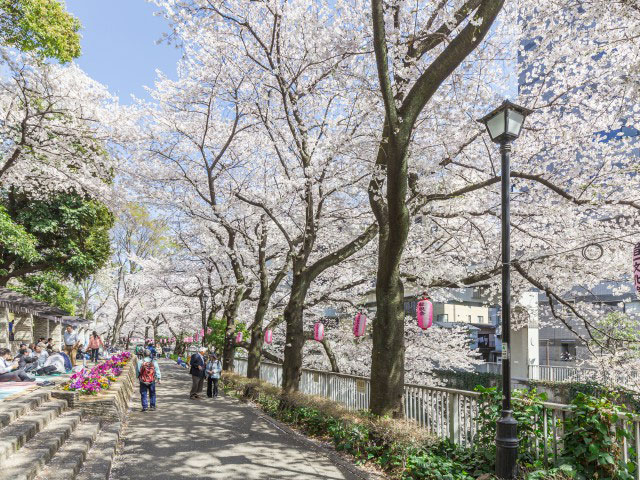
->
[
  {"left": 233, "top": 358, "right": 640, "bottom": 474},
  {"left": 529, "top": 364, "right": 640, "bottom": 386}
]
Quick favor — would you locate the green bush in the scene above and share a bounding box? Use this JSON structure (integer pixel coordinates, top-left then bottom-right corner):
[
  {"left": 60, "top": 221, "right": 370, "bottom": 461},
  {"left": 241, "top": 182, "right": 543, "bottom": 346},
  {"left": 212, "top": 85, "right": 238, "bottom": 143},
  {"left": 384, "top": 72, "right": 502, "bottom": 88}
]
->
[
  {"left": 474, "top": 386, "right": 552, "bottom": 466},
  {"left": 223, "top": 372, "right": 637, "bottom": 480},
  {"left": 561, "top": 392, "right": 634, "bottom": 480},
  {"left": 433, "top": 369, "right": 501, "bottom": 391}
]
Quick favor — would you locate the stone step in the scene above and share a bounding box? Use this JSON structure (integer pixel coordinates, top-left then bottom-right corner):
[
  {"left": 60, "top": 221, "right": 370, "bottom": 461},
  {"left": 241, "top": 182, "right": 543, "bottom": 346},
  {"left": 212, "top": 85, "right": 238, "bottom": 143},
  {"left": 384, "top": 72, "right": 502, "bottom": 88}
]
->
[
  {"left": 0, "top": 399, "right": 67, "bottom": 463},
  {"left": 75, "top": 421, "right": 121, "bottom": 480},
  {"left": 33, "top": 418, "right": 101, "bottom": 480},
  {"left": 0, "top": 410, "right": 82, "bottom": 480},
  {"left": 0, "top": 391, "right": 52, "bottom": 428}
]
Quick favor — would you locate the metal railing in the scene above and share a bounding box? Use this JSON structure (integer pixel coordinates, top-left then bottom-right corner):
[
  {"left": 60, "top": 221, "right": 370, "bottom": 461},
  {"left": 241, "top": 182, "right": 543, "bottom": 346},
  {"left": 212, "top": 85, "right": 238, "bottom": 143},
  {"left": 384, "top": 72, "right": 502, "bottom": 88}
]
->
[
  {"left": 233, "top": 358, "right": 640, "bottom": 476},
  {"left": 529, "top": 364, "right": 640, "bottom": 386}
]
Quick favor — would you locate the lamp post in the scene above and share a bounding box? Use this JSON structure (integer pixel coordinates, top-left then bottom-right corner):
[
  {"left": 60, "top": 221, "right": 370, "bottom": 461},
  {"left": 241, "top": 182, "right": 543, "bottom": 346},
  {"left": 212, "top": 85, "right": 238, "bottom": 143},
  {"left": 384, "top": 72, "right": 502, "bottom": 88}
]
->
[
  {"left": 201, "top": 290, "right": 210, "bottom": 346},
  {"left": 478, "top": 100, "right": 532, "bottom": 480}
]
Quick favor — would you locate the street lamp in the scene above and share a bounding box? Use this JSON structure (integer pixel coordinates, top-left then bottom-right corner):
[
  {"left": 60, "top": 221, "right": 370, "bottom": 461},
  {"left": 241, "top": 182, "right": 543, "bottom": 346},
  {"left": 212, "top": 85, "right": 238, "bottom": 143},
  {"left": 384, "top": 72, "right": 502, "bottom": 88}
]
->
[
  {"left": 478, "top": 100, "right": 532, "bottom": 480},
  {"left": 201, "top": 290, "right": 210, "bottom": 346}
]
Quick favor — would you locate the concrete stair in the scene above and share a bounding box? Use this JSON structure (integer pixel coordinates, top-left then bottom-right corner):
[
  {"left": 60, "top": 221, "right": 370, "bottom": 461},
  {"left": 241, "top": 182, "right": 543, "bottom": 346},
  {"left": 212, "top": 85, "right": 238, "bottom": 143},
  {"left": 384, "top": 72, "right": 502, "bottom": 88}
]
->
[
  {"left": 0, "top": 398, "right": 68, "bottom": 463},
  {"left": 0, "top": 391, "right": 52, "bottom": 428},
  {"left": 0, "top": 390, "right": 121, "bottom": 480},
  {"left": 75, "top": 421, "right": 121, "bottom": 480}
]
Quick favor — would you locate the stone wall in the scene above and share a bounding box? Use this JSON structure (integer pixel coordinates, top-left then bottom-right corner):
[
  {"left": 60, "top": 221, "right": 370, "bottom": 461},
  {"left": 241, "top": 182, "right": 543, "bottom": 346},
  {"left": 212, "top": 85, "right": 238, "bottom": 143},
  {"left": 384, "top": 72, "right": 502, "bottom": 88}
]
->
[
  {"left": 11, "top": 313, "right": 33, "bottom": 347},
  {"left": 32, "top": 316, "right": 50, "bottom": 343},
  {"left": 0, "top": 307, "right": 9, "bottom": 348},
  {"left": 51, "top": 322, "right": 62, "bottom": 350},
  {"left": 53, "top": 358, "right": 137, "bottom": 421}
]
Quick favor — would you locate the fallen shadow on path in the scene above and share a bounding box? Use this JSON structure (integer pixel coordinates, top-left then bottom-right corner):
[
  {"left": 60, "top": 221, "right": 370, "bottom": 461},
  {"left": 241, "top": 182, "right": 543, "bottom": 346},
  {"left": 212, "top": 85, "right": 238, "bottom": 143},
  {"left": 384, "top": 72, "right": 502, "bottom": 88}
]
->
[{"left": 110, "top": 361, "right": 361, "bottom": 480}]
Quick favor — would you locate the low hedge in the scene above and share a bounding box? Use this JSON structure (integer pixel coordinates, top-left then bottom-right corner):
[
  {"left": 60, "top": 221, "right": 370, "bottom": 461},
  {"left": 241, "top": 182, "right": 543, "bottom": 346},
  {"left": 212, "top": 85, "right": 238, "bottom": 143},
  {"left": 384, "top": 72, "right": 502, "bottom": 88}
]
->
[{"left": 222, "top": 371, "right": 499, "bottom": 479}]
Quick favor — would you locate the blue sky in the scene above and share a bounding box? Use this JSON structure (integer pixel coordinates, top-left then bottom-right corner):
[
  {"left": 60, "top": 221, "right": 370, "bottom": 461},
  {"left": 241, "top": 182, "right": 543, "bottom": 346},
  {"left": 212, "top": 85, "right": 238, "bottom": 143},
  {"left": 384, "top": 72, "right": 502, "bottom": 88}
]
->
[{"left": 65, "top": 0, "right": 181, "bottom": 104}]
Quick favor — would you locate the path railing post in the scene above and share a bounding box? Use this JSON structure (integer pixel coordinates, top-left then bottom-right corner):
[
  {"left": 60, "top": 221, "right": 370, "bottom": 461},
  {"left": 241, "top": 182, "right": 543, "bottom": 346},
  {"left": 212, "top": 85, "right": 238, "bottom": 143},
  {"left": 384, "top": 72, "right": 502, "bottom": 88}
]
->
[{"left": 449, "top": 392, "right": 460, "bottom": 444}]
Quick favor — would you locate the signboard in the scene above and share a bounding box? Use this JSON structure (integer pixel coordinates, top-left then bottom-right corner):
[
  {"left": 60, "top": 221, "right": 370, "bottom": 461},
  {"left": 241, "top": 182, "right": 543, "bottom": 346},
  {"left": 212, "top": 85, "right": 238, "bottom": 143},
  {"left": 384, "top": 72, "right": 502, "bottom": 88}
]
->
[
  {"left": 502, "top": 342, "right": 509, "bottom": 360},
  {"left": 356, "top": 379, "right": 366, "bottom": 394},
  {"left": 634, "top": 242, "right": 640, "bottom": 294}
]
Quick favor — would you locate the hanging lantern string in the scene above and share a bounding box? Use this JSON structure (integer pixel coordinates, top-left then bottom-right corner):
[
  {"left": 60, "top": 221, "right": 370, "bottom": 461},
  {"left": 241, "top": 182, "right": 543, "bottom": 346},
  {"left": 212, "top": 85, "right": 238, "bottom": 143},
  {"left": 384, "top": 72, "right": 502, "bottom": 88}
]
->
[{"left": 515, "top": 230, "right": 640, "bottom": 264}]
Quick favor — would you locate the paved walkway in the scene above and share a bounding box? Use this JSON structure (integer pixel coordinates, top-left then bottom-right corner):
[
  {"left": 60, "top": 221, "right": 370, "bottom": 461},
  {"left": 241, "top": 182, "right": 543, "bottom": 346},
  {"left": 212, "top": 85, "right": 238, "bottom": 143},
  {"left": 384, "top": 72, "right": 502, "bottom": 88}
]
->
[{"left": 110, "top": 360, "right": 367, "bottom": 480}]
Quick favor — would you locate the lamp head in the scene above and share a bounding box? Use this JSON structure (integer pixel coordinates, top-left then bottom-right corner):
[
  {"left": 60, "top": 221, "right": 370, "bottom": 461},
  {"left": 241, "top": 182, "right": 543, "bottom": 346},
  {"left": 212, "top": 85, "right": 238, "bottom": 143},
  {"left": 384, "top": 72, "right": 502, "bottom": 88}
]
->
[{"left": 478, "top": 100, "right": 533, "bottom": 143}]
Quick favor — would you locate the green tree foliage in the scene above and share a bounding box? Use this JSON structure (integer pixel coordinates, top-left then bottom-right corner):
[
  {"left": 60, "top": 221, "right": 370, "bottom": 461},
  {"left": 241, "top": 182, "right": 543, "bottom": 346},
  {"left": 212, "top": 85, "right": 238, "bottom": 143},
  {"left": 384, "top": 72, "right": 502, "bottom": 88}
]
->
[
  {"left": 0, "top": 205, "right": 39, "bottom": 271},
  {"left": 205, "top": 315, "right": 248, "bottom": 354},
  {"left": 0, "top": 190, "right": 113, "bottom": 284},
  {"left": 0, "top": 0, "right": 80, "bottom": 62},
  {"left": 10, "top": 271, "right": 76, "bottom": 314}
]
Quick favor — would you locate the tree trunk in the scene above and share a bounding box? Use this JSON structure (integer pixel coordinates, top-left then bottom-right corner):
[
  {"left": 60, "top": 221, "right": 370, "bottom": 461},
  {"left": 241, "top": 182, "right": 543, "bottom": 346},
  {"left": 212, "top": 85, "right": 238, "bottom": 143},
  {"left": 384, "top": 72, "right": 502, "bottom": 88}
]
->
[
  {"left": 369, "top": 138, "right": 410, "bottom": 418},
  {"left": 282, "top": 272, "right": 309, "bottom": 393},
  {"left": 247, "top": 301, "right": 268, "bottom": 378}
]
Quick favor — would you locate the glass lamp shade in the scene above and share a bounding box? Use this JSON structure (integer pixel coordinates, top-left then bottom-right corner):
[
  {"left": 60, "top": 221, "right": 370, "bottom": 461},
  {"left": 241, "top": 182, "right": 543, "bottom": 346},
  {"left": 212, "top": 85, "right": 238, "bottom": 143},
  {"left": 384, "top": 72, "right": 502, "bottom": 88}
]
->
[{"left": 478, "top": 100, "right": 532, "bottom": 143}]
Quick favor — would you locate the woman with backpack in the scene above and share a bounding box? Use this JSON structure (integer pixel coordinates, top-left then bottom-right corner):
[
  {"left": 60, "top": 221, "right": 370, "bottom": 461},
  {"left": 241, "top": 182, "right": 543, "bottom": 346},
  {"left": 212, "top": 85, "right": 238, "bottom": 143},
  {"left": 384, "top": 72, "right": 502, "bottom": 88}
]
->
[
  {"left": 135, "top": 349, "right": 161, "bottom": 412},
  {"left": 205, "top": 352, "right": 222, "bottom": 398}
]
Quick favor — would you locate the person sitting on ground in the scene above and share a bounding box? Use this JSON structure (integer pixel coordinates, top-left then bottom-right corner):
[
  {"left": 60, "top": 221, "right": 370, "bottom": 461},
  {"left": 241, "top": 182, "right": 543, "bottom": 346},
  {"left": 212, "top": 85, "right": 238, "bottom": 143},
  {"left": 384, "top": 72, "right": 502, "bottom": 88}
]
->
[
  {"left": 135, "top": 349, "right": 161, "bottom": 412},
  {"left": 0, "top": 348, "right": 35, "bottom": 382},
  {"left": 34, "top": 344, "right": 49, "bottom": 367},
  {"left": 37, "top": 350, "right": 66, "bottom": 375},
  {"left": 15, "top": 347, "right": 38, "bottom": 370},
  {"left": 206, "top": 352, "right": 222, "bottom": 398},
  {"left": 189, "top": 346, "right": 207, "bottom": 400}
]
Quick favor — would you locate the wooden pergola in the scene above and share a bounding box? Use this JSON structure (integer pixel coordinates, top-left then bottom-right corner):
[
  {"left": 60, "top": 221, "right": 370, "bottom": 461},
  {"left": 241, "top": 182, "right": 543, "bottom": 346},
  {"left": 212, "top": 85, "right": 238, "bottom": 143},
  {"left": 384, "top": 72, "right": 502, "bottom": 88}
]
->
[{"left": 0, "top": 287, "right": 90, "bottom": 350}]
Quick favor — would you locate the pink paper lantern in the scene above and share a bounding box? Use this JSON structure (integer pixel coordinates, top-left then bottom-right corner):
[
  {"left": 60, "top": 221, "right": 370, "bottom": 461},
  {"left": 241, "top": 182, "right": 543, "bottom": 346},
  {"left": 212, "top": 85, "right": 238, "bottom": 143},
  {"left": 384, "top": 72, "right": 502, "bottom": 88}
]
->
[
  {"left": 235, "top": 332, "right": 243, "bottom": 344},
  {"left": 185, "top": 336, "right": 193, "bottom": 343},
  {"left": 313, "top": 322, "right": 324, "bottom": 342},
  {"left": 200, "top": 329, "right": 204, "bottom": 336},
  {"left": 416, "top": 298, "right": 433, "bottom": 330},
  {"left": 194, "top": 333, "right": 199, "bottom": 341},
  {"left": 634, "top": 243, "right": 640, "bottom": 294},
  {"left": 353, "top": 312, "right": 367, "bottom": 337},
  {"left": 264, "top": 329, "right": 273, "bottom": 344},
  {"left": 206, "top": 328, "right": 212, "bottom": 334}
]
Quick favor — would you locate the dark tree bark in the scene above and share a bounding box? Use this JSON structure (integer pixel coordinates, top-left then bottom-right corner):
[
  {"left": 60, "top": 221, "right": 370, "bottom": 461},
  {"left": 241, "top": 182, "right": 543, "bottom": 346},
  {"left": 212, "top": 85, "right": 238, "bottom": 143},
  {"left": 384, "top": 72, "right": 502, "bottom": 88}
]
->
[
  {"left": 367, "top": 0, "right": 504, "bottom": 417},
  {"left": 246, "top": 219, "right": 291, "bottom": 378}
]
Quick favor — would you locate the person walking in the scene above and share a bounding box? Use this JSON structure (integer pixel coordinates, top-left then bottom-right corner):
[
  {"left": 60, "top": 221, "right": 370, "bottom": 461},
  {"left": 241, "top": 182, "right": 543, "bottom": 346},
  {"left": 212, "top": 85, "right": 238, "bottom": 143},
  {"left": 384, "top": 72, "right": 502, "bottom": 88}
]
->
[
  {"left": 136, "top": 349, "right": 161, "bottom": 412},
  {"left": 189, "top": 346, "right": 207, "bottom": 399},
  {"left": 87, "top": 331, "right": 103, "bottom": 363},
  {"left": 206, "top": 353, "right": 222, "bottom": 398},
  {"left": 63, "top": 325, "right": 81, "bottom": 368}
]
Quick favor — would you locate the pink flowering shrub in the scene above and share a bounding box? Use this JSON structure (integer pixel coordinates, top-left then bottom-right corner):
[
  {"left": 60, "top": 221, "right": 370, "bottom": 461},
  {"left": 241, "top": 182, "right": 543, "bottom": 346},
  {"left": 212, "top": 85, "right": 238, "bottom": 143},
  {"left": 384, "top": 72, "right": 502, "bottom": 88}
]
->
[{"left": 63, "top": 352, "right": 131, "bottom": 395}]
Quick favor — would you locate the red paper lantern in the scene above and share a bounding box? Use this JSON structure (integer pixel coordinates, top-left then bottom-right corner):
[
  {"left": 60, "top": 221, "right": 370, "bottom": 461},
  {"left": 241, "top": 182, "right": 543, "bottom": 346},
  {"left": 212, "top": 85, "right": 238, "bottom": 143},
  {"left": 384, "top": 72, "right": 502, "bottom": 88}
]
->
[
  {"left": 353, "top": 312, "right": 367, "bottom": 337},
  {"left": 313, "top": 322, "right": 324, "bottom": 342},
  {"left": 416, "top": 297, "right": 433, "bottom": 330}
]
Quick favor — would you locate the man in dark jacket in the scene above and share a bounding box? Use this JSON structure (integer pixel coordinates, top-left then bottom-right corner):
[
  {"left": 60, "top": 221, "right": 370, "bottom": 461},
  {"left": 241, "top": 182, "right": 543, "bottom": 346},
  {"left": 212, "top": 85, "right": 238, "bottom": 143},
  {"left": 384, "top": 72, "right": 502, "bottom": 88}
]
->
[
  {"left": 15, "top": 347, "right": 37, "bottom": 371},
  {"left": 189, "top": 346, "right": 207, "bottom": 399}
]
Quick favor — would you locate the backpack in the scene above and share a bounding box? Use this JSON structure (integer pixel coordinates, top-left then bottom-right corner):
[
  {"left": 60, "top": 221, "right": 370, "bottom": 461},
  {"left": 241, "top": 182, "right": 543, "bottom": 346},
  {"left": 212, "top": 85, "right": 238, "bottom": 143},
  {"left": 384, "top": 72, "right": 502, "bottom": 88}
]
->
[{"left": 139, "top": 361, "right": 155, "bottom": 384}]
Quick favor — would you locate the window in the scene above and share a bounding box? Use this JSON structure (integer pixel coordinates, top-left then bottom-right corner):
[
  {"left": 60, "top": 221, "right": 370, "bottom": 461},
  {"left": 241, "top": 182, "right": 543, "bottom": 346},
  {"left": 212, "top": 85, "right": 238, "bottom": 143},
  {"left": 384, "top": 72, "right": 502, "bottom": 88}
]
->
[
  {"left": 477, "top": 316, "right": 484, "bottom": 323},
  {"left": 560, "top": 342, "right": 576, "bottom": 361},
  {"left": 437, "top": 314, "right": 448, "bottom": 322}
]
